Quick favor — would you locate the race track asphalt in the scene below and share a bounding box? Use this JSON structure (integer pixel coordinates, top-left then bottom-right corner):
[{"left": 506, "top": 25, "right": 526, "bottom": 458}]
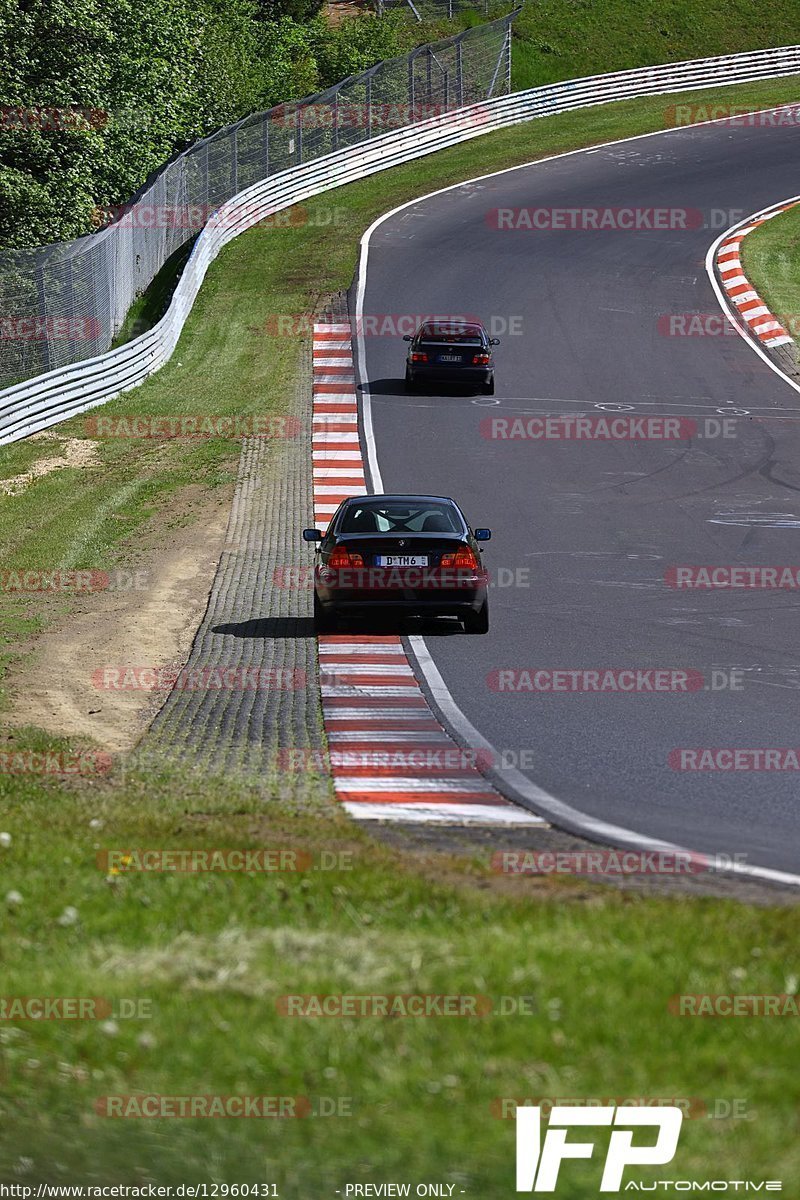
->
[{"left": 356, "top": 113, "right": 800, "bottom": 874}]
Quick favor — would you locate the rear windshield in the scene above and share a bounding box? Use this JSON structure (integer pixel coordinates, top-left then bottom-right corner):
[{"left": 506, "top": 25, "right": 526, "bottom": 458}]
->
[
  {"left": 339, "top": 500, "right": 463, "bottom": 535},
  {"left": 417, "top": 323, "right": 483, "bottom": 345}
]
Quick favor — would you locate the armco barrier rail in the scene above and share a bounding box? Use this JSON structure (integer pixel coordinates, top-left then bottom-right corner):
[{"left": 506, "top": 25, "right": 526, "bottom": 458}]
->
[{"left": 3, "top": 42, "right": 800, "bottom": 445}]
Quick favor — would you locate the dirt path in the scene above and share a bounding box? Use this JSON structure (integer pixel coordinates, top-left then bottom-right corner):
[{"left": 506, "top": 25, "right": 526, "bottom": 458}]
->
[{"left": 8, "top": 485, "right": 232, "bottom": 753}]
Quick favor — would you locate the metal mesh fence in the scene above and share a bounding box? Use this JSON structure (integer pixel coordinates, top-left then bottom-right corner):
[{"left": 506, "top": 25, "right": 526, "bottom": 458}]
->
[
  {"left": 0, "top": 14, "right": 515, "bottom": 389},
  {"left": 377, "top": 0, "right": 499, "bottom": 20}
]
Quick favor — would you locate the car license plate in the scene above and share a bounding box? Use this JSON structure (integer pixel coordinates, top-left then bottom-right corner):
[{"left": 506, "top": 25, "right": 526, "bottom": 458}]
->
[
  {"left": 376, "top": 555, "right": 429, "bottom": 567},
  {"left": 438, "top": 354, "right": 461, "bottom": 363}
]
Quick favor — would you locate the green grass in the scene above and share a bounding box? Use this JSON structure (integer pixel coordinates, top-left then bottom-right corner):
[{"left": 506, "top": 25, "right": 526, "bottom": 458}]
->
[
  {"left": 741, "top": 202, "right": 800, "bottom": 339},
  {"left": 3, "top": 76, "right": 800, "bottom": 1186},
  {"left": 1, "top": 753, "right": 799, "bottom": 1188},
  {"left": 412, "top": 0, "right": 800, "bottom": 92}
]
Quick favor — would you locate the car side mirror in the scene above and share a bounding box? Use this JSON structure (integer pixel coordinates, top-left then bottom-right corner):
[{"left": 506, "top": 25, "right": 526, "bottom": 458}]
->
[
  {"left": 302, "top": 528, "right": 323, "bottom": 542},
  {"left": 474, "top": 528, "right": 491, "bottom": 541},
  {"left": 403, "top": 334, "right": 413, "bottom": 342},
  {"left": 489, "top": 338, "right": 500, "bottom": 346}
]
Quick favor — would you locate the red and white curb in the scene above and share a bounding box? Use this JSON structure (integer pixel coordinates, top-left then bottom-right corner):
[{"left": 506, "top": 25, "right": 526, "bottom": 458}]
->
[
  {"left": 311, "top": 319, "right": 544, "bottom": 826},
  {"left": 715, "top": 201, "right": 799, "bottom": 349}
]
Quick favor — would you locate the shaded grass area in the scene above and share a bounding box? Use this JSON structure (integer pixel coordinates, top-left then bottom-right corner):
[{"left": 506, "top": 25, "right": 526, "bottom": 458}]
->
[
  {"left": 3, "top": 77, "right": 800, "bottom": 1186},
  {"left": 111, "top": 240, "right": 197, "bottom": 349}
]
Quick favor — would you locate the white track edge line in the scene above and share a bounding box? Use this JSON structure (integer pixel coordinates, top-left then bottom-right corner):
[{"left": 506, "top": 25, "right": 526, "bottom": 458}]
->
[
  {"left": 355, "top": 116, "right": 800, "bottom": 891},
  {"left": 705, "top": 195, "right": 800, "bottom": 394}
]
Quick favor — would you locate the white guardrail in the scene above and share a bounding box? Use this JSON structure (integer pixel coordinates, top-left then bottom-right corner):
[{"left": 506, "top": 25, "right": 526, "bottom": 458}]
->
[{"left": 3, "top": 42, "right": 800, "bottom": 446}]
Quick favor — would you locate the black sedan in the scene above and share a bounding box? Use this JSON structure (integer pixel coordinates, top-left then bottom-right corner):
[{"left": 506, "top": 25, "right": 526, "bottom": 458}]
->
[
  {"left": 303, "top": 495, "right": 491, "bottom": 633},
  {"left": 403, "top": 321, "right": 499, "bottom": 394}
]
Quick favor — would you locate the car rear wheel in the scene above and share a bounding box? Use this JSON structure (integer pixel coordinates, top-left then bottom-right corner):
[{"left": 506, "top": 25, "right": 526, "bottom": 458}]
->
[
  {"left": 483, "top": 376, "right": 495, "bottom": 395},
  {"left": 313, "top": 591, "right": 336, "bottom": 633},
  {"left": 463, "top": 600, "right": 489, "bottom": 634},
  {"left": 404, "top": 367, "right": 417, "bottom": 392}
]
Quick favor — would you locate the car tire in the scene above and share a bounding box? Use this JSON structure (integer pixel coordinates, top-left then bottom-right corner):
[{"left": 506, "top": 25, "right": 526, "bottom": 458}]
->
[
  {"left": 483, "top": 376, "right": 495, "bottom": 396},
  {"left": 463, "top": 600, "right": 489, "bottom": 634},
  {"left": 405, "top": 368, "right": 417, "bottom": 392},
  {"left": 313, "top": 591, "right": 336, "bottom": 633}
]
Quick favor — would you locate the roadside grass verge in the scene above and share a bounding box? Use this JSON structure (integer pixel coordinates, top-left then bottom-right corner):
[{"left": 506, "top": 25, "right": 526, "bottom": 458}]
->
[
  {"left": 1, "top": 750, "right": 799, "bottom": 1187},
  {"left": 741, "top": 202, "right": 800, "bottom": 343},
  {"left": 2, "top": 77, "right": 800, "bottom": 1186}
]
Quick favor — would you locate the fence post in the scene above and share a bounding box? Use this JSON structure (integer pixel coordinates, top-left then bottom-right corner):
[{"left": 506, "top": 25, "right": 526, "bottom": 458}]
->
[
  {"left": 332, "top": 90, "right": 339, "bottom": 151},
  {"left": 506, "top": 23, "right": 512, "bottom": 93},
  {"left": 296, "top": 106, "right": 303, "bottom": 163},
  {"left": 232, "top": 124, "right": 239, "bottom": 195},
  {"left": 35, "top": 259, "right": 52, "bottom": 375},
  {"left": 426, "top": 48, "right": 432, "bottom": 104},
  {"left": 366, "top": 72, "right": 372, "bottom": 138},
  {"left": 457, "top": 40, "right": 464, "bottom": 106}
]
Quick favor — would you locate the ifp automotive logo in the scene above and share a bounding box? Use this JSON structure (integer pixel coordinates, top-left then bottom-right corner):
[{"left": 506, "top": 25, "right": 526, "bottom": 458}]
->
[
  {"left": 515, "top": 1105, "right": 782, "bottom": 1192},
  {"left": 516, "top": 1105, "right": 683, "bottom": 1192}
]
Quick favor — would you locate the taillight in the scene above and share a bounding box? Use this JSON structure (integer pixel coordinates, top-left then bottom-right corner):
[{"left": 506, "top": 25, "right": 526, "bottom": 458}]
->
[
  {"left": 411, "top": 352, "right": 428, "bottom": 363},
  {"left": 328, "top": 546, "right": 364, "bottom": 568},
  {"left": 440, "top": 546, "right": 480, "bottom": 570},
  {"left": 472, "top": 352, "right": 491, "bottom": 365}
]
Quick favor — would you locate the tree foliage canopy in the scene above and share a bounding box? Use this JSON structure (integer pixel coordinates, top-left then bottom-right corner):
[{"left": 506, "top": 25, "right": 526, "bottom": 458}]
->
[{"left": 0, "top": 0, "right": 406, "bottom": 246}]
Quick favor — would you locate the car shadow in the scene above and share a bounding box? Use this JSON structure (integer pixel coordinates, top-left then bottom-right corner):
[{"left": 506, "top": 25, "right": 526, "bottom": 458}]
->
[
  {"left": 361, "top": 378, "right": 406, "bottom": 396},
  {"left": 361, "top": 378, "right": 483, "bottom": 398},
  {"left": 211, "top": 617, "right": 316, "bottom": 639},
  {"left": 331, "top": 614, "right": 466, "bottom": 637},
  {"left": 211, "top": 616, "right": 468, "bottom": 639}
]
